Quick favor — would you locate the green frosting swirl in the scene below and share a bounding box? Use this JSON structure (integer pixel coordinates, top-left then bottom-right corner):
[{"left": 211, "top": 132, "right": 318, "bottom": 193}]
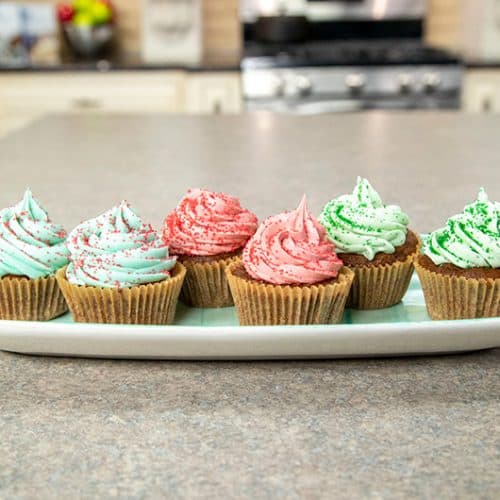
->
[
  {"left": 66, "top": 201, "right": 176, "bottom": 288},
  {"left": 0, "top": 189, "right": 69, "bottom": 278},
  {"left": 319, "top": 177, "right": 409, "bottom": 260},
  {"left": 424, "top": 189, "right": 500, "bottom": 268}
]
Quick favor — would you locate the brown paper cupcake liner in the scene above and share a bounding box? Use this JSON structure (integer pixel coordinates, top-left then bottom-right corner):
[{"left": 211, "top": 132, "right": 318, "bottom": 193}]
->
[
  {"left": 179, "top": 253, "right": 242, "bottom": 308},
  {"left": 346, "top": 240, "right": 421, "bottom": 310},
  {"left": 56, "top": 263, "right": 186, "bottom": 325},
  {"left": 0, "top": 274, "right": 67, "bottom": 321},
  {"left": 415, "top": 260, "right": 500, "bottom": 320},
  {"left": 226, "top": 263, "right": 354, "bottom": 326}
]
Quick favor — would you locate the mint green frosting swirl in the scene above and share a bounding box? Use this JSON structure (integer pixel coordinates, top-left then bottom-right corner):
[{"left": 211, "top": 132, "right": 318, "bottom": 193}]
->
[
  {"left": 0, "top": 189, "right": 69, "bottom": 278},
  {"left": 66, "top": 201, "right": 176, "bottom": 288},
  {"left": 424, "top": 189, "right": 500, "bottom": 268},
  {"left": 319, "top": 177, "right": 409, "bottom": 260}
]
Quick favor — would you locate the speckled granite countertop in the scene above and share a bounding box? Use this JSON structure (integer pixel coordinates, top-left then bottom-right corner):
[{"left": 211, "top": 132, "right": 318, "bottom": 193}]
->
[{"left": 0, "top": 113, "right": 499, "bottom": 498}]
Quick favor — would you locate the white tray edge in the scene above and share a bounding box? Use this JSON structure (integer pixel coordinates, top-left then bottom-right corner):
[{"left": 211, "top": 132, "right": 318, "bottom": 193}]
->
[{"left": 1, "top": 317, "right": 499, "bottom": 359}]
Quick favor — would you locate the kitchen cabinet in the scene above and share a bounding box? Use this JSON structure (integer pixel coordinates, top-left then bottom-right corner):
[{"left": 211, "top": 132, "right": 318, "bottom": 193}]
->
[
  {"left": 0, "top": 70, "right": 243, "bottom": 137},
  {"left": 463, "top": 69, "right": 500, "bottom": 113},
  {"left": 0, "top": 70, "right": 243, "bottom": 136},
  {"left": 0, "top": 72, "right": 186, "bottom": 115},
  {"left": 185, "top": 72, "right": 242, "bottom": 114}
]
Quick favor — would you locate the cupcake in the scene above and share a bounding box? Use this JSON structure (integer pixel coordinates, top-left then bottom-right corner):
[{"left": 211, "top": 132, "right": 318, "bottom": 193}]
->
[
  {"left": 415, "top": 189, "right": 499, "bottom": 320},
  {"left": 56, "top": 201, "right": 185, "bottom": 324},
  {"left": 0, "top": 189, "right": 69, "bottom": 321},
  {"left": 162, "top": 188, "right": 258, "bottom": 308},
  {"left": 226, "top": 196, "right": 354, "bottom": 325},
  {"left": 319, "top": 177, "right": 420, "bottom": 310}
]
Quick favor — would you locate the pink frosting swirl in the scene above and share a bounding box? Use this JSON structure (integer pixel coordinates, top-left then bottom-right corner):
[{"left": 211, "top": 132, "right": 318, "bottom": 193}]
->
[
  {"left": 242, "top": 196, "right": 343, "bottom": 285},
  {"left": 162, "top": 189, "right": 258, "bottom": 256}
]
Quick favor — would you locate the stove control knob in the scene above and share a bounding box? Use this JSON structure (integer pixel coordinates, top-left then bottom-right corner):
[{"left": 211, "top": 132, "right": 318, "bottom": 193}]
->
[
  {"left": 345, "top": 73, "right": 366, "bottom": 93},
  {"left": 295, "top": 75, "right": 313, "bottom": 96},
  {"left": 422, "top": 72, "right": 442, "bottom": 93},
  {"left": 398, "top": 73, "right": 413, "bottom": 93}
]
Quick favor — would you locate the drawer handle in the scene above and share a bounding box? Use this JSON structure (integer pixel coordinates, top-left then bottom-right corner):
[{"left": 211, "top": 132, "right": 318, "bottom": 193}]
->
[{"left": 72, "top": 98, "right": 102, "bottom": 109}]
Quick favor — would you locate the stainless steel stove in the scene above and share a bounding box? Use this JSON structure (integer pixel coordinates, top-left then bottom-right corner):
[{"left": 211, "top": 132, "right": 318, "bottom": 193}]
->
[
  {"left": 241, "top": 0, "right": 462, "bottom": 114},
  {"left": 242, "top": 41, "right": 463, "bottom": 114}
]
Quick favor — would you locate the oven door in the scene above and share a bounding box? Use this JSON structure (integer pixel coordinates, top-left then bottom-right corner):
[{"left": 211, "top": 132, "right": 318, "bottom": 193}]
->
[{"left": 245, "top": 94, "right": 461, "bottom": 114}]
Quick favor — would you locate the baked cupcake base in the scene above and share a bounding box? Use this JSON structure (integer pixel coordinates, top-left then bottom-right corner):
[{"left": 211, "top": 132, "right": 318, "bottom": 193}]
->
[
  {"left": 415, "top": 255, "right": 500, "bottom": 320},
  {"left": 226, "top": 262, "right": 354, "bottom": 326},
  {"left": 56, "top": 262, "right": 186, "bottom": 325},
  {"left": 340, "top": 230, "right": 421, "bottom": 310},
  {"left": 177, "top": 251, "right": 241, "bottom": 308},
  {"left": 0, "top": 274, "right": 67, "bottom": 321}
]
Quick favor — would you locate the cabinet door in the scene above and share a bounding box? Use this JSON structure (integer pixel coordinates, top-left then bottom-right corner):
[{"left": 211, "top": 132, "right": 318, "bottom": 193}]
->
[
  {"left": 185, "top": 73, "right": 242, "bottom": 114},
  {"left": 0, "top": 71, "right": 186, "bottom": 115},
  {"left": 463, "top": 70, "right": 500, "bottom": 113}
]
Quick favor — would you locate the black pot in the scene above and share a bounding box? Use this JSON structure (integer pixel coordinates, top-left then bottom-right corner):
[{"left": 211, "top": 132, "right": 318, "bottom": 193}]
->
[{"left": 254, "top": 15, "right": 309, "bottom": 44}]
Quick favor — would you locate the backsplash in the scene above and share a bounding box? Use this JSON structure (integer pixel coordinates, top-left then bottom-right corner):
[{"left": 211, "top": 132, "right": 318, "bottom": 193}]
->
[
  {"left": 13, "top": 0, "right": 241, "bottom": 64},
  {"left": 5, "top": 0, "right": 464, "bottom": 63},
  {"left": 203, "top": 0, "right": 241, "bottom": 64},
  {"left": 425, "top": 0, "right": 461, "bottom": 53}
]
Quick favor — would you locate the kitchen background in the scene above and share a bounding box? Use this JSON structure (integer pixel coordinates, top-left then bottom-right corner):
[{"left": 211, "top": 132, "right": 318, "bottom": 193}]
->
[{"left": 1, "top": 0, "right": 500, "bottom": 137}]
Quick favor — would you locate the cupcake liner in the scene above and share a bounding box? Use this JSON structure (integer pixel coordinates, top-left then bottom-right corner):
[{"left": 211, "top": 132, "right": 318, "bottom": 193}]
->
[
  {"left": 346, "top": 239, "right": 421, "bottom": 310},
  {"left": 179, "top": 253, "right": 241, "bottom": 308},
  {"left": 0, "top": 274, "right": 67, "bottom": 321},
  {"left": 346, "top": 255, "right": 416, "bottom": 310},
  {"left": 415, "top": 260, "right": 500, "bottom": 320},
  {"left": 226, "top": 263, "right": 354, "bottom": 326},
  {"left": 56, "top": 263, "right": 186, "bottom": 325}
]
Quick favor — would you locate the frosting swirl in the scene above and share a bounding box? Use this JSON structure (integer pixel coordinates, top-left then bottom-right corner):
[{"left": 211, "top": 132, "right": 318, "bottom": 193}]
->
[
  {"left": 424, "top": 188, "right": 500, "bottom": 268},
  {"left": 162, "top": 188, "right": 258, "bottom": 256},
  {"left": 66, "top": 201, "right": 176, "bottom": 288},
  {"left": 242, "top": 196, "right": 343, "bottom": 285},
  {"left": 319, "top": 177, "right": 409, "bottom": 260},
  {"left": 0, "top": 189, "right": 69, "bottom": 278}
]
